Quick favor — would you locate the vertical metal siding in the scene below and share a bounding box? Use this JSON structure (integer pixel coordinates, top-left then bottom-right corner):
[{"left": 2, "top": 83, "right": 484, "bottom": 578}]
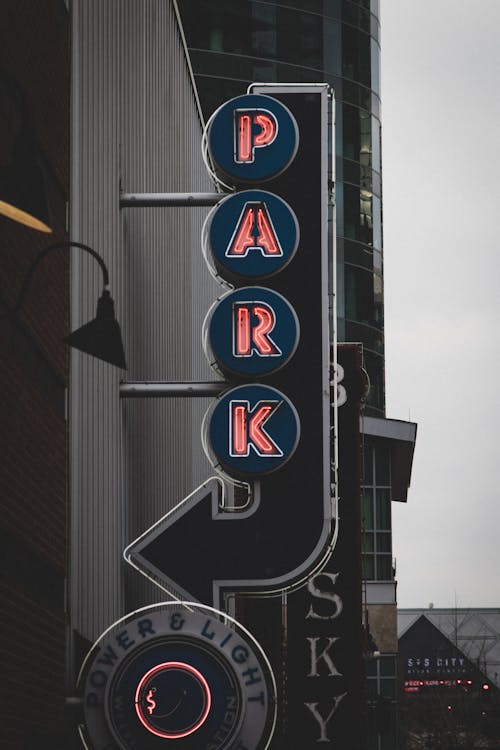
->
[{"left": 70, "top": 0, "right": 219, "bottom": 639}]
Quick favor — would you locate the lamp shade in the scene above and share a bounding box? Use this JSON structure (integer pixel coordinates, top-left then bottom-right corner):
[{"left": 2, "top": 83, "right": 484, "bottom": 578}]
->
[
  {"left": 66, "top": 289, "right": 127, "bottom": 370},
  {"left": 0, "top": 141, "right": 52, "bottom": 233}
]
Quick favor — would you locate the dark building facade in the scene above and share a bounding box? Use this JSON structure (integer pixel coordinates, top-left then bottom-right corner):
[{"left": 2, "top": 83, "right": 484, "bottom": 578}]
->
[{"left": 0, "top": 2, "right": 69, "bottom": 747}]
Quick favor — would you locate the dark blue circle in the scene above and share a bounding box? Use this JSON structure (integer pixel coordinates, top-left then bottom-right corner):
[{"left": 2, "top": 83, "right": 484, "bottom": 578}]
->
[
  {"left": 206, "top": 190, "right": 299, "bottom": 283},
  {"left": 207, "top": 94, "right": 299, "bottom": 186},
  {"left": 107, "top": 637, "right": 240, "bottom": 750},
  {"left": 206, "top": 287, "right": 299, "bottom": 378},
  {"left": 205, "top": 384, "right": 300, "bottom": 479}
]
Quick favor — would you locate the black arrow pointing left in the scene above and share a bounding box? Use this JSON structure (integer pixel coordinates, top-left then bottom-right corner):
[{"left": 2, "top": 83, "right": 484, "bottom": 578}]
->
[{"left": 124, "top": 473, "right": 335, "bottom": 609}]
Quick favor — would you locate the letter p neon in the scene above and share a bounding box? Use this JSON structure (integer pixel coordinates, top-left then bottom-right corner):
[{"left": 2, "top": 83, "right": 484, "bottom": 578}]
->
[{"left": 234, "top": 109, "right": 278, "bottom": 164}]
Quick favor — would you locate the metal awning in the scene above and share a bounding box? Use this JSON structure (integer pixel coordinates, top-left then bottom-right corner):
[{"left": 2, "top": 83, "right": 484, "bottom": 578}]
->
[{"left": 361, "top": 415, "right": 417, "bottom": 502}]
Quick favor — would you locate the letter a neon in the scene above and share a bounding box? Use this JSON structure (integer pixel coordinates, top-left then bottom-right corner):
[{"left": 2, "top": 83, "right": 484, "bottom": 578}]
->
[{"left": 226, "top": 202, "right": 283, "bottom": 258}]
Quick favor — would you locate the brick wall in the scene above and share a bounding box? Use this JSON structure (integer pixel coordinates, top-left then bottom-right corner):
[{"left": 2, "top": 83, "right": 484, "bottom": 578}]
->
[{"left": 0, "top": 2, "right": 69, "bottom": 746}]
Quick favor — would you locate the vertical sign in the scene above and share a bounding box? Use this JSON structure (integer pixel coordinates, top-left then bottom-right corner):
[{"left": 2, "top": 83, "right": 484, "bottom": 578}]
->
[
  {"left": 284, "top": 344, "right": 366, "bottom": 748},
  {"left": 203, "top": 92, "right": 303, "bottom": 480},
  {"left": 119, "top": 84, "right": 340, "bottom": 750},
  {"left": 125, "top": 86, "right": 336, "bottom": 606},
  {"left": 202, "top": 85, "right": 335, "bottom": 598}
]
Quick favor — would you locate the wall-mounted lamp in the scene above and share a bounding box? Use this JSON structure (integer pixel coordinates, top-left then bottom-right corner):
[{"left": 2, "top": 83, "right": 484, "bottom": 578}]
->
[
  {"left": 1, "top": 241, "right": 127, "bottom": 369},
  {"left": 0, "top": 72, "right": 52, "bottom": 233}
]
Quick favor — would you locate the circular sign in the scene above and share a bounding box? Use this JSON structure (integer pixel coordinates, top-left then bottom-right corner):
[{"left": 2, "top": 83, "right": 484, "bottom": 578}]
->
[
  {"left": 134, "top": 661, "right": 211, "bottom": 739},
  {"left": 80, "top": 602, "right": 277, "bottom": 750},
  {"left": 204, "top": 190, "right": 299, "bottom": 283},
  {"left": 203, "top": 384, "right": 300, "bottom": 479},
  {"left": 206, "top": 94, "right": 299, "bottom": 186},
  {"left": 204, "top": 287, "right": 299, "bottom": 379}
]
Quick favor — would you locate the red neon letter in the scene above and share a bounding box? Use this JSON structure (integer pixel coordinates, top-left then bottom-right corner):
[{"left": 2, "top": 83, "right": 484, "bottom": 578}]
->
[
  {"left": 233, "top": 302, "right": 280, "bottom": 358},
  {"left": 234, "top": 110, "right": 278, "bottom": 163},
  {"left": 226, "top": 202, "right": 283, "bottom": 258},
  {"left": 230, "top": 401, "right": 283, "bottom": 457}
]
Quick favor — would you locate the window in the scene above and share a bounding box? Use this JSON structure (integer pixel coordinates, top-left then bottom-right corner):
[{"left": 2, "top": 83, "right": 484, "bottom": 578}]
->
[
  {"left": 345, "top": 265, "right": 374, "bottom": 324},
  {"left": 344, "top": 183, "right": 373, "bottom": 246},
  {"left": 251, "top": 4, "right": 276, "bottom": 56},
  {"left": 365, "top": 656, "right": 397, "bottom": 749},
  {"left": 342, "top": 24, "right": 371, "bottom": 87},
  {"left": 364, "top": 351, "right": 384, "bottom": 413},
  {"left": 362, "top": 438, "right": 392, "bottom": 580},
  {"left": 342, "top": 103, "right": 372, "bottom": 169}
]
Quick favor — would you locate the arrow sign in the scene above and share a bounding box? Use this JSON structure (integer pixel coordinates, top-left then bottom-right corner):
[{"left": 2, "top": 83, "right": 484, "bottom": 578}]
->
[
  {"left": 124, "top": 476, "right": 334, "bottom": 609},
  {"left": 125, "top": 86, "right": 336, "bottom": 611}
]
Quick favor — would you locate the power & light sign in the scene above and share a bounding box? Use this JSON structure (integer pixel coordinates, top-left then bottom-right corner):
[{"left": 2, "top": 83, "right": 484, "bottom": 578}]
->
[{"left": 79, "top": 603, "right": 276, "bottom": 750}]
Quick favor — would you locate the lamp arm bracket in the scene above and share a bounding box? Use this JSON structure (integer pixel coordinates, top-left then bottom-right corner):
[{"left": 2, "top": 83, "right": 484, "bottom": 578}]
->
[{"left": 1, "top": 241, "right": 109, "bottom": 320}]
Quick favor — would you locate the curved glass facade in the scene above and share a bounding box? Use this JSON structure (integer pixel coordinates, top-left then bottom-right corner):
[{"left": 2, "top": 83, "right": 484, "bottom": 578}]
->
[{"left": 179, "top": 0, "right": 384, "bottom": 415}]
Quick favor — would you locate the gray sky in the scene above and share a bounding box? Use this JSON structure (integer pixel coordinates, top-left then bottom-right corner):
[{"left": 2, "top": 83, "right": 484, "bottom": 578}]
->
[{"left": 381, "top": 0, "right": 500, "bottom": 608}]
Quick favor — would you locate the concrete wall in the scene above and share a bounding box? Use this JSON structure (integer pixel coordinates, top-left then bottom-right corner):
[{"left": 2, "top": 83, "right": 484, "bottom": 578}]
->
[{"left": 369, "top": 604, "right": 398, "bottom": 653}]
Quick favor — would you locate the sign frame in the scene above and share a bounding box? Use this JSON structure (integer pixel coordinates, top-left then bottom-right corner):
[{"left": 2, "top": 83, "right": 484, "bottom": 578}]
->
[{"left": 244, "top": 82, "right": 336, "bottom": 592}]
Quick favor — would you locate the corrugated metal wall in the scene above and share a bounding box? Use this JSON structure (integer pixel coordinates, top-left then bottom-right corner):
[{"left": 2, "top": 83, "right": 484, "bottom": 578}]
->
[{"left": 69, "top": 0, "right": 219, "bottom": 640}]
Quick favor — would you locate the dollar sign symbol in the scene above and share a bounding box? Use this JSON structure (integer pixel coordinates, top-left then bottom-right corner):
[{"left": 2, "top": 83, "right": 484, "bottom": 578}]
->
[{"left": 146, "top": 688, "right": 156, "bottom": 715}]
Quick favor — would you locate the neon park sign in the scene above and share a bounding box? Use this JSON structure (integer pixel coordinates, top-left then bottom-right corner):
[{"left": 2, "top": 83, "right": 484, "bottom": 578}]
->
[
  {"left": 79, "top": 602, "right": 277, "bottom": 750},
  {"left": 202, "top": 92, "right": 304, "bottom": 480}
]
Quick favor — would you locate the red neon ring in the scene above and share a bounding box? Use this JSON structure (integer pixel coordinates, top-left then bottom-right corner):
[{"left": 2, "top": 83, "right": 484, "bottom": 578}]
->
[{"left": 134, "top": 661, "right": 211, "bottom": 739}]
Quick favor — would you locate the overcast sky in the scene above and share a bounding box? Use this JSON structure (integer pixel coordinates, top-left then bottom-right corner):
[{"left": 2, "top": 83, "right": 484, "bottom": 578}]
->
[{"left": 381, "top": 0, "right": 500, "bottom": 609}]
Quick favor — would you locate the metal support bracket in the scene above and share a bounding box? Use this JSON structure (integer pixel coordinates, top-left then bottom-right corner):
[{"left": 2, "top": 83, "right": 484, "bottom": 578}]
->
[
  {"left": 120, "top": 381, "right": 228, "bottom": 398},
  {"left": 120, "top": 192, "right": 222, "bottom": 208}
]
